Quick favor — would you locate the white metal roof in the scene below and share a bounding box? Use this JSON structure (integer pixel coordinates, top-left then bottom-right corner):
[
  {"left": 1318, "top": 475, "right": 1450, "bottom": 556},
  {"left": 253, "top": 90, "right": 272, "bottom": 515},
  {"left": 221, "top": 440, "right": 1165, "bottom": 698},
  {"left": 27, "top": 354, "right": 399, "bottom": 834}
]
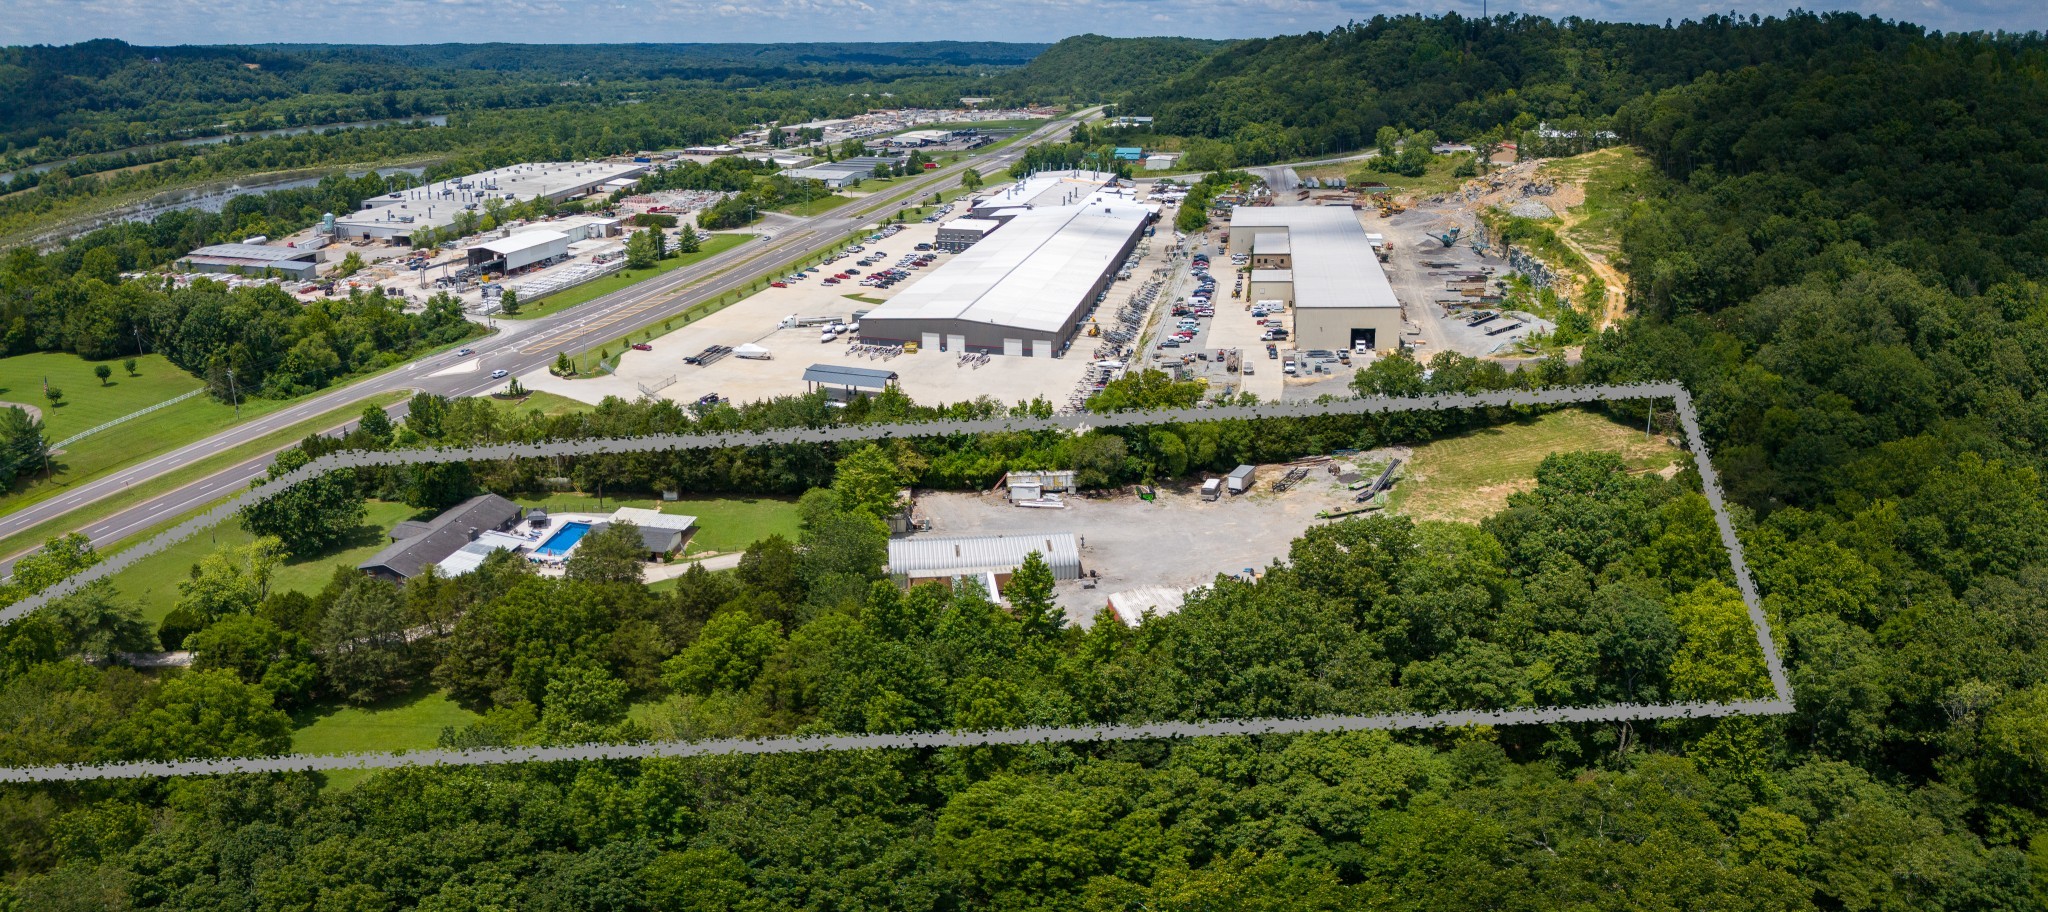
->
[
  {"left": 972, "top": 169, "right": 1115, "bottom": 213},
  {"left": 186, "top": 243, "right": 318, "bottom": 262},
  {"left": 863, "top": 193, "right": 1150, "bottom": 335},
  {"left": 1252, "top": 234, "right": 1290, "bottom": 255},
  {"left": 889, "top": 532, "right": 1081, "bottom": 579},
  {"left": 1229, "top": 207, "right": 1398, "bottom": 310},
  {"left": 941, "top": 218, "right": 1002, "bottom": 234},
  {"left": 607, "top": 507, "right": 697, "bottom": 531},
  {"left": 474, "top": 230, "right": 569, "bottom": 256}
]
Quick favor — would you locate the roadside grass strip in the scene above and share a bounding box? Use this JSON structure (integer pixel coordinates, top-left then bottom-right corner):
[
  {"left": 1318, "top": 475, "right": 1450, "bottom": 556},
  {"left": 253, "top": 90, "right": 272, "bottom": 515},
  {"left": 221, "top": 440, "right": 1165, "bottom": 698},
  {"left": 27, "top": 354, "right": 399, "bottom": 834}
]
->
[{"left": 0, "top": 382, "right": 1793, "bottom": 782}]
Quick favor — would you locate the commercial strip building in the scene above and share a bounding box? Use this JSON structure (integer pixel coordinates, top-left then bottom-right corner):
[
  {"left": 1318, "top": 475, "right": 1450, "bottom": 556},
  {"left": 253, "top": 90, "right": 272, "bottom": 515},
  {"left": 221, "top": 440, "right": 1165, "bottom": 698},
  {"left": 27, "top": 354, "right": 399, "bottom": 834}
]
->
[
  {"left": 178, "top": 243, "right": 321, "bottom": 281},
  {"left": 887, "top": 532, "right": 1083, "bottom": 596},
  {"left": 860, "top": 178, "right": 1155, "bottom": 356},
  {"left": 1226, "top": 207, "right": 1403, "bottom": 353},
  {"left": 334, "top": 161, "right": 649, "bottom": 244}
]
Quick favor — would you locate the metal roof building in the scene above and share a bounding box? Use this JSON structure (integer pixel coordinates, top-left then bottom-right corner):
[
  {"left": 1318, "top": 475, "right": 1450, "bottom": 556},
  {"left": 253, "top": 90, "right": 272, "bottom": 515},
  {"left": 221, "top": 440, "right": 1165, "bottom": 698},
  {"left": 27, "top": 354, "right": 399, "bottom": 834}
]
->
[
  {"left": 1226, "top": 207, "right": 1403, "bottom": 353},
  {"left": 335, "top": 161, "right": 647, "bottom": 242},
  {"left": 888, "top": 533, "right": 1083, "bottom": 589},
  {"left": 858, "top": 188, "right": 1152, "bottom": 357},
  {"left": 798, "top": 362, "right": 897, "bottom": 397},
  {"left": 467, "top": 230, "right": 570, "bottom": 272},
  {"left": 180, "top": 243, "right": 321, "bottom": 280}
]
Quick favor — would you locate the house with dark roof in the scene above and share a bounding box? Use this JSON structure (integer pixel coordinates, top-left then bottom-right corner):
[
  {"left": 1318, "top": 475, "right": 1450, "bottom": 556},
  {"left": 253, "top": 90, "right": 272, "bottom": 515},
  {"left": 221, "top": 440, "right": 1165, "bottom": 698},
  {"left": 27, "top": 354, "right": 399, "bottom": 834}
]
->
[{"left": 358, "top": 494, "right": 525, "bottom": 583}]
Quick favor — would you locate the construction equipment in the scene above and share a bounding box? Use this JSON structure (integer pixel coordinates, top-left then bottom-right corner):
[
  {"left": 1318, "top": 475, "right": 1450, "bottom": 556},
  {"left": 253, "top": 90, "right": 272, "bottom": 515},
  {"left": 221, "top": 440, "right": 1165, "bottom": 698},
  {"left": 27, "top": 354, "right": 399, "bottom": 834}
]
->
[{"left": 1433, "top": 227, "right": 1463, "bottom": 248}]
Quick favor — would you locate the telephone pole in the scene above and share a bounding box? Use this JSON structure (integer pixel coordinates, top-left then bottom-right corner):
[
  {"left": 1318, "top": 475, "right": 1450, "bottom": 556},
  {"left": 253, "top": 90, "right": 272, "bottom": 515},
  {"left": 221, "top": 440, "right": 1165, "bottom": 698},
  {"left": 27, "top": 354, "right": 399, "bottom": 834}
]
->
[{"left": 227, "top": 368, "right": 241, "bottom": 419}]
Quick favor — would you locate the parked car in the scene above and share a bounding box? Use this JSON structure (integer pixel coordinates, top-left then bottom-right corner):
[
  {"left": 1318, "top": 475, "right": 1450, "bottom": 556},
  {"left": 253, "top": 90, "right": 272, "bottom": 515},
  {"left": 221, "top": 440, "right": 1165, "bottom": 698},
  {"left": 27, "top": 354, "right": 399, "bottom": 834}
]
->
[
  {"left": 632, "top": 343, "right": 652, "bottom": 351},
  {"left": 771, "top": 281, "right": 788, "bottom": 288},
  {"left": 1267, "top": 344, "right": 1279, "bottom": 359},
  {"left": 696, "top": 393, "right": 723, "bottom": 407}
]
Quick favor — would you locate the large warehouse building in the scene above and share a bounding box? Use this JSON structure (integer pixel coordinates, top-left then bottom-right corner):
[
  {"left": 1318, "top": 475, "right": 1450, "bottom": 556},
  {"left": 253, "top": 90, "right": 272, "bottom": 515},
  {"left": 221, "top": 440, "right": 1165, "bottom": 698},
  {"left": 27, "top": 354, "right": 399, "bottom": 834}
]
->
[
  {"left": 179, "top": 243, "right": 322, "bottom": 280},
  {"left": 1226, "top": 207, "right": 1402, "bottom": 352},
  {"left": 335, "top": 161, "right": 647, "bottom": 244},
  {"left": 466, "top": 230, "right": 571, "bottom": 273},
  {"left": 860, "top": 183, "right": 1153, "bottom": 356}
]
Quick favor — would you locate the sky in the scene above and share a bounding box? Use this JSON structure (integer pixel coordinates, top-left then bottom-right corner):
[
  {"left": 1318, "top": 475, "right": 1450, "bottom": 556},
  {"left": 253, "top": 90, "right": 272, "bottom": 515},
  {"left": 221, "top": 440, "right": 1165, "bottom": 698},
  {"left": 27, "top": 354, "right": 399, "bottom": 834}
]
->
[{"left": 0, "top": 0, "right": 2038, "bottom": 47}]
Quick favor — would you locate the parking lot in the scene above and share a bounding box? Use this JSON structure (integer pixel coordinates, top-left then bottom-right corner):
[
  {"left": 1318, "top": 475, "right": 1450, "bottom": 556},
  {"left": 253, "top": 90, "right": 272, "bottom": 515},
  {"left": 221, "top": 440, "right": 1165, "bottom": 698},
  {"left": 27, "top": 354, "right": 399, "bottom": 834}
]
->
[
  {"left": 910, "top": 464, "right": 1375, "bottom": 625},
  {"left": 519, "top": 194, "right": 1105, "bottom": 409}
]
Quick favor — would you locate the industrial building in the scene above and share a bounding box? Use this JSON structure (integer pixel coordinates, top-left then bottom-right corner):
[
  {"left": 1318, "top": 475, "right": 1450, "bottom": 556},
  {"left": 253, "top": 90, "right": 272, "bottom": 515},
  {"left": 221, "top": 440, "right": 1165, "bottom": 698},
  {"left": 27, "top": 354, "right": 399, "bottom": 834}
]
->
[
  {"left": 334, "top": 161, "right": 648, "bottom": 243},
  {"left": 466, "top": 230, "right": 571, "bottom": 273},
  {"left": 1226, "top": 207, "right": 1403, "bottom": 353},
  {"left": 935, "top": 217, "right": 1001, "bottom": 251},
  {"left": 178, "top": 243, "right": 322, "bottom": 281},
  {"left": 784, "top": 162, "right": 872, "bottom": 188},
  {"left": 861, "top": 178, "right": 1153, "bottom": 356},
  {"left": 888, "top": 532, "right": 1083, "bottom": 595}
]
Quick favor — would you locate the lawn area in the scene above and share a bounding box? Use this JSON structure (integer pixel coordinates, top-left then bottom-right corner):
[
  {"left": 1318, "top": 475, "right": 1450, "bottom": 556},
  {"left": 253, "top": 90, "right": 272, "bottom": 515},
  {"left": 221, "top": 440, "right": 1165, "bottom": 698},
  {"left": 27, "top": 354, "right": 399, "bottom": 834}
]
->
[
  {"left": 0, "top": 352, "right": 293, "bottom": 510},
  {"left": 773, "top": 194, "right": 855, "bottom": 217},
  {"left": 1539, "top": 147, "right": 1655, "bottom": 261},
  {"left": 504, "top": 233, "right": 751, "bottom": 320},
  {"left": 1388, "top": 408, "right": 1681, "bottom": 524},
  {"left": 110, "top": 500, "right": 425, "bottom": 625},
  {"left": 292, "top": 689, "right": 480, "bottom": 789},
  {"left": 1300, "top": 151, "right": 1474, "bottom": 198},
  {"left": 842, "top": 293, "right": 886, "bottom": 305},
  {"left": 486, "top": 390, "right": 593, "bottom": 419},
  {"left": 514, "top": 493, "right": 800, "bottom": 556}
]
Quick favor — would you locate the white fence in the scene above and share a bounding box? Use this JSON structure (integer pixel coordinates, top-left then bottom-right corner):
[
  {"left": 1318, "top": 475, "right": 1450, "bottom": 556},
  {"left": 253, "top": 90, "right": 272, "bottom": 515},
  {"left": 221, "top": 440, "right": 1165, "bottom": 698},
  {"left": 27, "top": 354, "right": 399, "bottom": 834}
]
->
[{"left": 50, "top": 387, "right": 206, "bottom": 450}]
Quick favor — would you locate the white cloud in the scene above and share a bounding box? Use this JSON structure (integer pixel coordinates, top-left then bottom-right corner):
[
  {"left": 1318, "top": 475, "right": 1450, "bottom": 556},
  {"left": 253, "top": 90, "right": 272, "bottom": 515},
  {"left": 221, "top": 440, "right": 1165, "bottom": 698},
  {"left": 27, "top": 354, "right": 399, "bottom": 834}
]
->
[{"left": 0, "top": 0, "right": 2034, "bottom": 45}]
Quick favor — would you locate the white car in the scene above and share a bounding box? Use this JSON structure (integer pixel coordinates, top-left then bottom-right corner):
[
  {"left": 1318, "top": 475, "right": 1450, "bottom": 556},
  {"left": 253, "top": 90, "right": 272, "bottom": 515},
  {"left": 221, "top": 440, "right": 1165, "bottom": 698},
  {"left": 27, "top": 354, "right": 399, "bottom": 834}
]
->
[{"left": 490, "top": 369, "right": 509, "bottom": 379}]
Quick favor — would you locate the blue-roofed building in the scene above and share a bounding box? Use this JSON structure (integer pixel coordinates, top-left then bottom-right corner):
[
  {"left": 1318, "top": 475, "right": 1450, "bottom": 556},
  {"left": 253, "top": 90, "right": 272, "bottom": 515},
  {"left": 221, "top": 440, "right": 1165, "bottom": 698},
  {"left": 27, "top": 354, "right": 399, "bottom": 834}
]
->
[{"left": 1113, "top": 147, "right": 1145, "bottom": 161}]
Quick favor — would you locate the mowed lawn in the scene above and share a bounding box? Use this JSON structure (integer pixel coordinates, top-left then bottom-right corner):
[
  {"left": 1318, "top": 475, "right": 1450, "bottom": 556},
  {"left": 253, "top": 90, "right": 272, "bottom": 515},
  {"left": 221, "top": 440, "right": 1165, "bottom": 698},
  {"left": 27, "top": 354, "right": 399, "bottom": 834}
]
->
[
  {"left": 515, "top": 493, "right": 800, "bottom": 555},
  {"left": 1389, "top": 408, "right": 1681, "bottom": 524},
  {"left": 0, "top": 352, "right": 288, "bottom": 509},
  {"left": 111, "top": 500, "right": 426, "bottom": 625},
  {"left": 292, "top": 689, "right": 481, "bottom": 790},
  {"left": 486, "top": 390, "right": 594, "bottom": 419},
  {"left": 504, "top": 233, "right": 750, "bottom": 320}
]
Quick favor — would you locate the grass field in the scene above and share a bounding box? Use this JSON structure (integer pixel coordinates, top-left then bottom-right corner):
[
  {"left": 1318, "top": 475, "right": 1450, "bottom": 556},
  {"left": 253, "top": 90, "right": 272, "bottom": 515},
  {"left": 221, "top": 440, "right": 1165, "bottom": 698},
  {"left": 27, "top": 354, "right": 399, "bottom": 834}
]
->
[
  {"left": 841, "top": 293, "right": 886, "bottom": 305},
  {"left": 1307, "top": 151, "right": 1475, "bottom": 198},
  {"left": 504, "top": 233, "right": 751, "bottom": 321},
  {"left": 487, "top": 390, "right": 593, "bottom": 419},
  {"left": 1388, "top": 409, "right": 1681, "bottom": 524},
  {"left": 515, "top": 493, "right": 800, "bottom": 555},
  {"left": 772, "top": 194, "right": 854, "bottom": 217},
  {"left": 1539, "top": 147, "right": 1654, "bottom": 262},
  {"left": 111, "top": 500, "right": 425, "bottom": 625},
  {"left": 0, "top": 352, "right": 293, "bottom": 509},
  {"left": 0, "top": 390, "right": 413, "bottom": 564},
  {"left": 292, "top": 689, "right": 480, "bottom": 789}
]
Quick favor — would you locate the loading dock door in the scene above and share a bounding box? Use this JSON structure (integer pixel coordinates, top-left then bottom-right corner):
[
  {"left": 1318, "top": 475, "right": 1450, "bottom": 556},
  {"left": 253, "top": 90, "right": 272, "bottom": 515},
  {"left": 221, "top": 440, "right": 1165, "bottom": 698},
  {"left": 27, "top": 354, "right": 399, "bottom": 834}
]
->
[
  {"left": 1003, "top": 338, "right": 1024, "bottom": 357},
  {"left": 922, "top": 332, "right": 940, "bottom": 351},
  {"left": 1349, "top": 327, "right": 1378, "bottom": 351},
  {"left": 1030, "top": 339, "right": 1051, "bottom": 358},
  {"left": 946, "top": 334, "right": 966, "bottom": 352}
]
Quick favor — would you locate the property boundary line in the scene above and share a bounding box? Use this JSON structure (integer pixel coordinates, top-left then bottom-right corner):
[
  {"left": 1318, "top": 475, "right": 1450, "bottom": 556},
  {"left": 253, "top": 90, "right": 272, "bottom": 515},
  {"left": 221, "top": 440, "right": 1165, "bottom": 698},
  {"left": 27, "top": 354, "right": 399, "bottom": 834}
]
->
[{"left": 0, "top": 381, "right": 1795, "bottom": 782}]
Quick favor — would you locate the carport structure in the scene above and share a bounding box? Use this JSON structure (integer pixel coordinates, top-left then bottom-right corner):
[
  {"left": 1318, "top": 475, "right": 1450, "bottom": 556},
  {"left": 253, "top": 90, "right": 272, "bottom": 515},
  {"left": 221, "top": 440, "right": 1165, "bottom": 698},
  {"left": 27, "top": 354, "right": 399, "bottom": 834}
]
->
[{"left": 803, "top": 364, "right": 899, "bottom": 400}]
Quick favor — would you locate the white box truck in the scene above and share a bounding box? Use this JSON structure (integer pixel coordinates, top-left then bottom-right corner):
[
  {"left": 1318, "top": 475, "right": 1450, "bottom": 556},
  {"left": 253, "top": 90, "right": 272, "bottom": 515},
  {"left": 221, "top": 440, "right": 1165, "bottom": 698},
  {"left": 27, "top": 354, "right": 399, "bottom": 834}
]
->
[{"left": 1227, "top": 464, "right": 1256, "bottom": 495}]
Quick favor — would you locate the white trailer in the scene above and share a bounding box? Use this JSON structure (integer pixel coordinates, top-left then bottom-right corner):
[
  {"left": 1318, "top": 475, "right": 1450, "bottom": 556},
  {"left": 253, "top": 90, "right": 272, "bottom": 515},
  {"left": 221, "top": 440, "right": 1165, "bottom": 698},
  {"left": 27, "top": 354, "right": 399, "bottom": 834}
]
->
[{"left": 1226, "top": 464, "right": 1257, "bottom": 495}]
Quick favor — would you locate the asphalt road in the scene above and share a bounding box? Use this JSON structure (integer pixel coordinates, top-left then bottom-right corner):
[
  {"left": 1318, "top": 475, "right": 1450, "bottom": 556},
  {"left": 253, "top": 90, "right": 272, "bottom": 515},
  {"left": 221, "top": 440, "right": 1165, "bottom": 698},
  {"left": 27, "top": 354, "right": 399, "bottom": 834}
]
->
[{"left": 0, "top": 110, "right": 1094, "bottom": 576}]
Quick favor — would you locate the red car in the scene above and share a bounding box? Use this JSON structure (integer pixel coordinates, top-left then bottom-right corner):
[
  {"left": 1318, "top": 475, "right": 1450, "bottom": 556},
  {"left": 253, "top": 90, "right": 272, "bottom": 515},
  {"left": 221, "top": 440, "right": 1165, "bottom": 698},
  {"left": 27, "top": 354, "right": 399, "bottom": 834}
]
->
[
  {"left": 632, "top": 343, "right": 653, "bottom": 352},
  {"left": 771, "top": 281, "right": 788, "bottom": 288}
]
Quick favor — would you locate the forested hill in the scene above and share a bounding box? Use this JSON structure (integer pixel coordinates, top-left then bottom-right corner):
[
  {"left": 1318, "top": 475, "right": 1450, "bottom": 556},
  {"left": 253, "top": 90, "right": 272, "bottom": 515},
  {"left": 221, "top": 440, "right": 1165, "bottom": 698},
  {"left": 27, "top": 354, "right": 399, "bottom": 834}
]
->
[
  {"left": 1108, "top": 12, "right": 1964, "bottom": 165},
  {"left": 0, "top": 39, "right": 1049, "bottom": 155},
  {"left": 1003, "top": 34, "right": 1232, "bottom": 102}
]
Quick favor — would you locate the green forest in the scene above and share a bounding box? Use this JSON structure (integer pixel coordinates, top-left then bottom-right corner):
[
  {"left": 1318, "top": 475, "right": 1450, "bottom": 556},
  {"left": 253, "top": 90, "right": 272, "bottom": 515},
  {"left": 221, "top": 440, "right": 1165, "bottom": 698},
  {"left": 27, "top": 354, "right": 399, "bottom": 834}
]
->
[{"left": 2, "top": 10, "right": 2048, "bottom": 910}]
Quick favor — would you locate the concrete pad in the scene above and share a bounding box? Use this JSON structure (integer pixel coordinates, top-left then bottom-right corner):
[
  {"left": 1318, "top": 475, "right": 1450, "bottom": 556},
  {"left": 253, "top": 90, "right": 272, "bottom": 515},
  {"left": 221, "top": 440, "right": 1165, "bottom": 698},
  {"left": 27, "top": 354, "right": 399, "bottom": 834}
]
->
[{"left": 429, "top": 357, "right": 481, "bottom": 377}]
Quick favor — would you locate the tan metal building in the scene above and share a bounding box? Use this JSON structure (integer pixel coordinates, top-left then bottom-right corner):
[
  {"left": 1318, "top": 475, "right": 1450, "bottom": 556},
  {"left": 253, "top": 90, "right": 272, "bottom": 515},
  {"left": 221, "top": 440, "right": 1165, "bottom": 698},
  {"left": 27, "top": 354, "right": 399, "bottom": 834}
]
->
[{"left": 1226, "top": 207, "right": 1402, "bottom": 353}]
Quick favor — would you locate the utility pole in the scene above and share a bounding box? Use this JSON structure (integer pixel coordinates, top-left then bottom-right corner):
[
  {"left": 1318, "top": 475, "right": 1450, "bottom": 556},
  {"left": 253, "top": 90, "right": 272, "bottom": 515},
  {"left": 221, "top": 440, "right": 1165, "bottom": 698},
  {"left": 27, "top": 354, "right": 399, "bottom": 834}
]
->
[{"left": 227, "top": 368, "right": 241, "bottom": 419}]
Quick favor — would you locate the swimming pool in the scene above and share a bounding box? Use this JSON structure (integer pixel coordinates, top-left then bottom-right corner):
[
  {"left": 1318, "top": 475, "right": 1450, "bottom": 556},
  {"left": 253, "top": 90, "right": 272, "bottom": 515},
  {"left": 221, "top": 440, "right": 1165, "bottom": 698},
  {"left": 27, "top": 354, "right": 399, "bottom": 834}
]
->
[{"left": 532, "top": 521, "right": 591, "bottom": 559}]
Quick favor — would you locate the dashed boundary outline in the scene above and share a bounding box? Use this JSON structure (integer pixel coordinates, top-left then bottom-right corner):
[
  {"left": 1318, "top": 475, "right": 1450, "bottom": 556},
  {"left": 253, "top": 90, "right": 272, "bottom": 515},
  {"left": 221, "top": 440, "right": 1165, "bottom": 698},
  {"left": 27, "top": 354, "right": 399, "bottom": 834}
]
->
[{"left": 0, "top": 381, "right": 1792, "bottom": 782}]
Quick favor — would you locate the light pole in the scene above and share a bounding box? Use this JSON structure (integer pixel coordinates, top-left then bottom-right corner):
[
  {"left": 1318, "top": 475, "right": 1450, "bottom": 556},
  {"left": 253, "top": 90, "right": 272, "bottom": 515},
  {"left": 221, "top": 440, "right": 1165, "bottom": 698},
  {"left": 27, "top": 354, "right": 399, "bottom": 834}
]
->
[{"left": 226, "top": 368, "right": 241, "bottom": 419}]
